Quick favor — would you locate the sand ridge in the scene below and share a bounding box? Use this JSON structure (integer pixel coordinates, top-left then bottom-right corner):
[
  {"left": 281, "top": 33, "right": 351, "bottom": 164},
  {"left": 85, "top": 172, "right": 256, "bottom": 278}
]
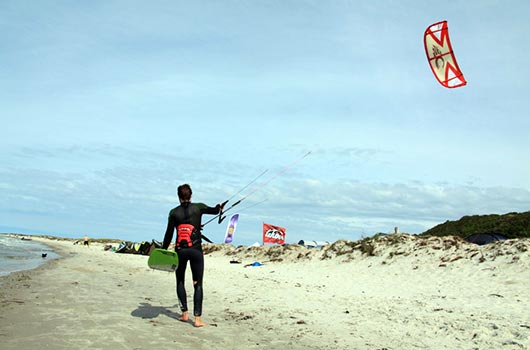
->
[{"left": 1, "top": 235, "right": 529, "bottom": 349}]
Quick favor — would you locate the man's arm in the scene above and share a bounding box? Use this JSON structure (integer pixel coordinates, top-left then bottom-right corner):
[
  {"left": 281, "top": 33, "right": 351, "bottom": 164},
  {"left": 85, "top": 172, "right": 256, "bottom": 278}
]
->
[{"left": 162, "top": 215, "right": 175, "bottom": 249}]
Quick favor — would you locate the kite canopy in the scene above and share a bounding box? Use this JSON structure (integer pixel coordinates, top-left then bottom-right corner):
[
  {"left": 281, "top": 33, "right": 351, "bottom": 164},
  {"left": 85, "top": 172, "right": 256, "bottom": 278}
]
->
[
  {"left": 424, "top": 21, "right": 467, "bottom": 88},
  {"left": 224, "top": 214, "right": 239, "bottom": 244},
  {"left": 298, "top": 240, "right": 330, "bottom": 248},
  {"left": 465, "top": 233, "right": 507, "bottom": 246}
]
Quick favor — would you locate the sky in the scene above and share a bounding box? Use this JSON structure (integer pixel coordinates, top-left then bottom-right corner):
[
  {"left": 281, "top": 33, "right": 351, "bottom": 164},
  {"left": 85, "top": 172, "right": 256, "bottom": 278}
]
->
[{"left": 1, "top": 0, "right": 529, "bottom": 246}]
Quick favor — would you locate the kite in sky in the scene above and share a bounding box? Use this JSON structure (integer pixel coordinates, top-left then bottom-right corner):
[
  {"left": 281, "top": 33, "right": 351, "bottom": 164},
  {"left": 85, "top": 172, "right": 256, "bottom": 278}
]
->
[{"left": 424, "top": 21, "right": 467, "bottom": 88}]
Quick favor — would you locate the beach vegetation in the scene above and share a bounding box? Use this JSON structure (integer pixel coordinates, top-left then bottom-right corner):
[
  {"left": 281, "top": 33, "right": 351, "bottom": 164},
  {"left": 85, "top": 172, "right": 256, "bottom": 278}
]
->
[
  {"left": 359, "top": 238, "right": 376, "bottom": 256},
  {"left": 421, "top": 211, "right": 530, "bottom": 239}
]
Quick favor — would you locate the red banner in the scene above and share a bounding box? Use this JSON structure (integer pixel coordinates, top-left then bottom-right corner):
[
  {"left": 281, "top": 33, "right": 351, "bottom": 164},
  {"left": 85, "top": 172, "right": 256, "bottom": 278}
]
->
[{"left": 262, "top": 223, "right": 286, "bottom": 245}]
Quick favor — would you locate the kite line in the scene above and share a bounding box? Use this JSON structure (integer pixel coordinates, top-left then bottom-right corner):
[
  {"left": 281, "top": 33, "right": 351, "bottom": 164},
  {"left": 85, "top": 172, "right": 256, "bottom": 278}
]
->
[{"left": 202, "top": 151, "right": 312, "bottom": 228}]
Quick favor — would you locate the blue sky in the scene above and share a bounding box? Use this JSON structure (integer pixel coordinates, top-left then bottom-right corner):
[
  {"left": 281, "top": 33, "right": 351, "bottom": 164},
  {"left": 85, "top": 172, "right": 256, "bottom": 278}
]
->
[{"left": 1, "top": 1, "right": 529, "bottom": 245}]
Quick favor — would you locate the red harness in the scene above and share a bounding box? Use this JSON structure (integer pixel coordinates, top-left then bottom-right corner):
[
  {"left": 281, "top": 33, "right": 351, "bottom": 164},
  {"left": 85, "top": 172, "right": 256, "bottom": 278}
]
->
[{"left": 177, "top": 224, "right": 195, "bottom": 248}]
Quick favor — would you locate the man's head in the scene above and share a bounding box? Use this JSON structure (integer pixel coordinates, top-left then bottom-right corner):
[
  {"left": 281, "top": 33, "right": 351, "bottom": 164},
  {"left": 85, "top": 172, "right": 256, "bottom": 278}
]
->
[{"left": 177, "top": 184, "right": 192, "bottom": 202}]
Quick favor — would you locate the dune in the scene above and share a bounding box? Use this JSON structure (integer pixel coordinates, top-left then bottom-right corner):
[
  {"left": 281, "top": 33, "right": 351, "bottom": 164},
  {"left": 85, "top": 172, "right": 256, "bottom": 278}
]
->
[{"left": 1, "top": 234, "right": 529, "bottom": 349}]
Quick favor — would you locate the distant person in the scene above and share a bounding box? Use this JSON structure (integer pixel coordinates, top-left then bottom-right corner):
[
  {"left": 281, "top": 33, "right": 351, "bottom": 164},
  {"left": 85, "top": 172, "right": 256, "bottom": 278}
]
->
[
  {"left": 84, "top": 235, "right": 89, "bottom": 247},
  {"left": 162, "top": 184, "right": 224, "bottom": 327}
]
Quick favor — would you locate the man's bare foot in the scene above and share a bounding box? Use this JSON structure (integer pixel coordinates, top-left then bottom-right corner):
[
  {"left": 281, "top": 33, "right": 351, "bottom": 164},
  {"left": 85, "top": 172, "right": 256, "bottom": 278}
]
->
[
  {"left": 178, "top": 311, "right": 189, "bottom": 322},
  {"left": 194, "top": 316, "right": 207, "bottom": 327}
]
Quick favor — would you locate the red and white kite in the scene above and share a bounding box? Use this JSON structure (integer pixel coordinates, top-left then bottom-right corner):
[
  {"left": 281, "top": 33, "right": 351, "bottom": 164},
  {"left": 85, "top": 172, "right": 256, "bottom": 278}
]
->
[{"left": 424, "top": 21, "right": 467, "bottom": 88}]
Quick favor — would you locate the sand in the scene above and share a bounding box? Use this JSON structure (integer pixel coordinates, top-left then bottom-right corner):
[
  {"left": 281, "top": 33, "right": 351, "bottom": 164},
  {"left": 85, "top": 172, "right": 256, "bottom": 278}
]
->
[{"left": 1, "top": 235, "right": 529, "bottom": 350}]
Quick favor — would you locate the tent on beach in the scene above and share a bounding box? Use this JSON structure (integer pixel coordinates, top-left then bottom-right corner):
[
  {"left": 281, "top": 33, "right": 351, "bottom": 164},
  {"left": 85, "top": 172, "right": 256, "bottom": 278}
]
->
[
  {"left": 465, "top": 233, "right": 508, "bottom": 245},
  {"left": 297, "top": 240, "right": 330, "bottom": 248}
]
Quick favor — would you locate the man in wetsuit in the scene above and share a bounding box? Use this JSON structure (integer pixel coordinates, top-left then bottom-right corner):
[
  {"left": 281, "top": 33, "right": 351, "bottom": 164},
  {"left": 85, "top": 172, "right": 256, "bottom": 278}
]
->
[{"left": 162, "top": 184, "right": 224, "bottom": 327}]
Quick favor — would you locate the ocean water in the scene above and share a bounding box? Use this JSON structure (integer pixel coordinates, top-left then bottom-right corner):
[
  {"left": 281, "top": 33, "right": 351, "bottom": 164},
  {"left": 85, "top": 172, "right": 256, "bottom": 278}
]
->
[{"left": 0, "top": 234, "right": 60, "bottom": 277}]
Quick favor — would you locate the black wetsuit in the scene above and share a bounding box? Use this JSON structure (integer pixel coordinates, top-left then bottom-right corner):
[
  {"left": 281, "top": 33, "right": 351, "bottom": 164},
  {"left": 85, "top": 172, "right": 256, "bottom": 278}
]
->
[{"left": 162, "top": 202, "right": 220, "bottom": 317}]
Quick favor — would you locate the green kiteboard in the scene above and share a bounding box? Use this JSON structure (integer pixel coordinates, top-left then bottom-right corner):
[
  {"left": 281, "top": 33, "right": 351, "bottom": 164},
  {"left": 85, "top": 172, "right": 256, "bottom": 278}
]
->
[{"left": 148, "top": 248, "right": 179, "bottom": 272}]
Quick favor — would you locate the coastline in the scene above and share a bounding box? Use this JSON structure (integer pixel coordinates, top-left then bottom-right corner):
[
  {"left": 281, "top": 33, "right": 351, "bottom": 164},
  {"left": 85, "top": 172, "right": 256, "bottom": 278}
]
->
[
  {"left": 1, "top": 235, "right": 529, "bottom": 350},
  {"left": 0, "top": 234, "right": 63, "bottom": 278}
]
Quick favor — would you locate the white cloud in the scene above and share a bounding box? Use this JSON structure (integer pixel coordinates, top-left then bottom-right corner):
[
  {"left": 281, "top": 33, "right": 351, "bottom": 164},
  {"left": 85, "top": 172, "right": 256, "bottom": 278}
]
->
[{"left": 2, "top": 144, "right": 528, "bottom": 243}]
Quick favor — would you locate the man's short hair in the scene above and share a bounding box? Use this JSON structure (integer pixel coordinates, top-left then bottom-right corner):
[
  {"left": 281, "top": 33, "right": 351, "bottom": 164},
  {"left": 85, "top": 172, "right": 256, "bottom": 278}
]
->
[{"left": 178, "top": 184, "right": 192, "bottom": 201}]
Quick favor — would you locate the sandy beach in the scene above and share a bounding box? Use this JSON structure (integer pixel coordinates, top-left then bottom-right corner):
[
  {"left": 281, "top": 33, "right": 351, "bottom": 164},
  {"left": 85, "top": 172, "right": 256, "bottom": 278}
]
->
[{"left": 1, "top": 235, "right": 529, "bottom": 350}]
